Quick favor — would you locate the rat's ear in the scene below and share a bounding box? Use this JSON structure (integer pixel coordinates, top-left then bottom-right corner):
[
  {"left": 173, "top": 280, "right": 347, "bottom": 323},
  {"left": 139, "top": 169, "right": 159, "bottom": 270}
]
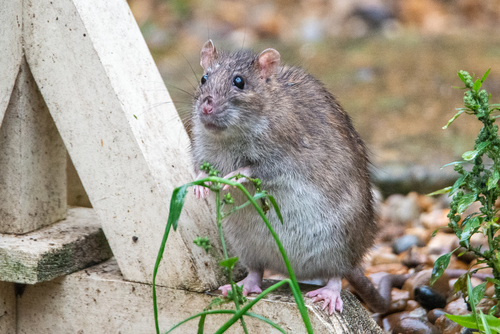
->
[
  {"left": 200, "top": 40, "right": 217, "bottom": 70},
  {"left": 256, "top": 48, "right": 280, "bottom": 79}
]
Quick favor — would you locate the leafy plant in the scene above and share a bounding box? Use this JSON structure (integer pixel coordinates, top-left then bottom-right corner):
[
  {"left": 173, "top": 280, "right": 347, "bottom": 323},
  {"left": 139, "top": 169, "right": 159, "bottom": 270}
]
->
[
  {"left": 445, "top": 276, "right": 499, "bottom": 333},
  {"left": 152, "top": 163, "right": 314, "bottom": 334},
  {"left": 430, "top": 69, "right": 500, "bottom": 333}
]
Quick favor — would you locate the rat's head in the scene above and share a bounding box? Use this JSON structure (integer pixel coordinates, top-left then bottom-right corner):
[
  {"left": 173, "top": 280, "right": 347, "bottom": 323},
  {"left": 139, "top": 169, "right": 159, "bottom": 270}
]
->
[{"left": 193, "top": 40, "right": 281, "bottom": 138}]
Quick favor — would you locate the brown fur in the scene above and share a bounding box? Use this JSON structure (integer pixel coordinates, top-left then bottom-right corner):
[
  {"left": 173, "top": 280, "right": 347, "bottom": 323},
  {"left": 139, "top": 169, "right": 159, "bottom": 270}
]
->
[{"left": 191, "top": 44, "right": 377, "bottom": 288}]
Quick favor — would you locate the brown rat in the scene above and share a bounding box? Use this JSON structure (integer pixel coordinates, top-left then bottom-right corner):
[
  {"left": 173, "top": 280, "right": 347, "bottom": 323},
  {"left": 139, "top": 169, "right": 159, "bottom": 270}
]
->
[{"left": 191, "top": 40, "right": 400, "bottom": 314}]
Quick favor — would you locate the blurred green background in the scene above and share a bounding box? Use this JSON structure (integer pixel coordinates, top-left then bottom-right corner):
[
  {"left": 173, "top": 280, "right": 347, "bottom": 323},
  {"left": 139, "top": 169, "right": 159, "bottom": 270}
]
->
[{"left": 127, "top": 0, "right": 500, "bottom": 194}]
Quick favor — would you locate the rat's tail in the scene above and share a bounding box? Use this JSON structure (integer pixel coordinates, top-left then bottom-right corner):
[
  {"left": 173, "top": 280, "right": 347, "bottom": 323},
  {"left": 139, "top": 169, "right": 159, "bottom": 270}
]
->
[{"left": 345, "top": 267, "right": 408, "bottom": 314}]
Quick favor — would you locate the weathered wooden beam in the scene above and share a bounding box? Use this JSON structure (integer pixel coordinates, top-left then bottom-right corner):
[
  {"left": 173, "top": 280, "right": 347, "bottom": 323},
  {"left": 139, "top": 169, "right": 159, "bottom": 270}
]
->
[
  {"left": 0, "top": 207, "right": 112, "bottom": 284},
  {"left": 17, "top": 259, "right": 383, "bottom": 334},
  {"left": 22, "top": 0, "right": 225, "bottom": 290},
  {"left": 0, "top": 57, "right": 67, "bottom": 234}
]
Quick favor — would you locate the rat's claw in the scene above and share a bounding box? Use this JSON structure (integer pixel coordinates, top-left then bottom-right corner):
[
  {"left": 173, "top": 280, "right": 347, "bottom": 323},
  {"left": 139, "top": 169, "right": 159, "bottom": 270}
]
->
[
  {"left": 193, "top": 171, "right": 211, "bottom": 199},
  {"left": 218, "top": 271, "right": 263, "bottom": 297},
  {"left": 219, "top": 284, "right": 232, "bottom": 296}
]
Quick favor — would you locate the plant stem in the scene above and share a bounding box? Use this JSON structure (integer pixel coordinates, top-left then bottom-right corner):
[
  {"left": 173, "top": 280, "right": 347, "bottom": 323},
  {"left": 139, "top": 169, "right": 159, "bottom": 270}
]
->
[
  {"left": 214, "top": 179, "right": 313, "bottom": 333},
  {"left": 214, "top": 279, "right": 291, "bottom": 334},
  {"left": 215, "top": 189, "right": 249, "bottom": 334}
]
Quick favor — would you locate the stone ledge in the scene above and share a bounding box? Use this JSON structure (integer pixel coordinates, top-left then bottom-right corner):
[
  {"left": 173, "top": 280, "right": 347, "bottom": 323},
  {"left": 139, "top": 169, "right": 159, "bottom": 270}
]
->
[
  {"left": 17, "top": 258, "right": 383, "bottom": 333},
  {"left": 0, "top": 207, "right": 112, "bottom": 284}
]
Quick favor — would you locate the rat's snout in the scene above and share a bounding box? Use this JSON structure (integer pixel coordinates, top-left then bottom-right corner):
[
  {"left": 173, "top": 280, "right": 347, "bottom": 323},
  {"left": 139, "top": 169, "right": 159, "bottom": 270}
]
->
[{"left": 201, "top": 96, "right": 214, "bottom": 115}]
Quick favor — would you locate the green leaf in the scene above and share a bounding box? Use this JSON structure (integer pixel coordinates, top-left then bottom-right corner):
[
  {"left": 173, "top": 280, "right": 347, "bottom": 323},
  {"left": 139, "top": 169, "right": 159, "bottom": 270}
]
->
[
  {"left": 431, "top": 251, "right": 453, "bottom": 285},
  {"left": 462, "top": 150, "right": 479, "bottom": 160},
  {"left": 440, "top": 160, "right": 468, "bottom": 169},
  {"left": 219, "top": 256, "right": 239, "bottom": 269},
  {"left": 460, "top": 216, "right": 482, "bottom": 247},
  {"left": 463, "top": 151, "right": 477, "bottom": 160},
  {"left": 489, "top": 304, "right": 498, "bottom": 316},
  {"left": 447, "top": 312, "right": 500, "bottom": 333},
  {"left": 486, "top": 277, "right": 500, "bottom": 286},
  {"left": 473, "top": 78, "right": 482, "bottom": 92},
  {"left": 471, "top": 282, "right": 487, "bottom": 307},
  {"left": 481, "top": 68, "right": 491, "bottom": 83},
  {"left": 462, "top": 141, "right": 491, "bottom": 161},
  {"left": 476, "top": 140, "right": 492, "bottom": 152},
  {"left": 480, "top": 311, "right": 493, "bottom": 334},
  {"left": 458, "top": 71, "right": 467, "bottom": 85},
  {"left": 488, "top": 169, "right": 500, "bottom": 190},
  {"left": 443, "top": 109, "right": 465, "bottom": 129},
  {"left": 446, "top": 314, "right": 478, "bottom": 329},
  {"left": 168, "top": 184, "right": 189, "bottom": 231},
  {"left": 427, "top": 187, "right": 452, "bottom": 196},
  {"left": 480, "top": 311, "right": 500, "bottom": 334},
  {"left": 451, "top": 174, "right": 467, "bottom": 195},
  {"left": 457, "top": 193, "right": 477, "bottom": 214},
  {"left": 467, "top": 275, "right": 478, "bottom": 318},
  {"left": 267, "top": 195, "right": 283, "bottom": 224},
  {"left": 253, "top": 192, "right": 267, "bottom": 201},
  {"left": 453, "top": 274, "right": 467, "bottom": 294}
]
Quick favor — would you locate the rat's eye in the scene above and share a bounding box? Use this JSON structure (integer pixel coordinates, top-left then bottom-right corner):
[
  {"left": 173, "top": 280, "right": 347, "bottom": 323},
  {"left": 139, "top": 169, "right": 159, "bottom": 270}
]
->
[
  {"left": 232, "top": 76, "right": 245, "bottom": 89},
  {"left": 201, "top": 75, "right": 208, "bottom": 85}
]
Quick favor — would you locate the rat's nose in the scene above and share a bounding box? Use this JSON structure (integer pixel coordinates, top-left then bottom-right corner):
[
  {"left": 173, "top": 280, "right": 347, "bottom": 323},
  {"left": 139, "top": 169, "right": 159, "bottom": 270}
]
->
[{"left": 202, "top": 96, "right": 214, "bottom": 115}]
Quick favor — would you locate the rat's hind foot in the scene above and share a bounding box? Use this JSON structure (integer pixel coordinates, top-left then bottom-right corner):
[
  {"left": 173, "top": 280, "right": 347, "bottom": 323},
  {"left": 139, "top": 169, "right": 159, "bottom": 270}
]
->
[
  {"left": 219, "top": 271, "right": 263, "bottom": 296},
  {"left": 306, "top": 277, "right": 343, "bottom": 314}
]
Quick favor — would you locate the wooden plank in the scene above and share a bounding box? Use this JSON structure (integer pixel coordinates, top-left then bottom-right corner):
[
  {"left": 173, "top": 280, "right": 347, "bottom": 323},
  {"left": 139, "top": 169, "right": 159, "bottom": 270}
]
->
[
  {"left": 0, "top": 57, "right": 67, "bottom": 234},
  {"left": 0, "top": 0, "right": 22, "bottom": 127},
  {"left": 23, "top": 0, "right": 225, "bottom": 289},
  {"left": 17, "top": 259, "right": 383, "bottom": 334},
  {"left": 0, "top": 207, "right": 112, "bottom": 284}
]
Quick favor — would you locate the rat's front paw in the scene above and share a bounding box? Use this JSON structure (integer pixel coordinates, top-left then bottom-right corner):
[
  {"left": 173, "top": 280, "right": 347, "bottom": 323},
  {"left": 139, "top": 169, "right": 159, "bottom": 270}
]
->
[
  {"left": 222, "top": 166, "right": 252, "bottom": 190},
  {"left": 193, "top": 171, "right": 211, "bottom": 199},
  {"left": 306, "top": 278, "right": 343, "bottom": 314}
]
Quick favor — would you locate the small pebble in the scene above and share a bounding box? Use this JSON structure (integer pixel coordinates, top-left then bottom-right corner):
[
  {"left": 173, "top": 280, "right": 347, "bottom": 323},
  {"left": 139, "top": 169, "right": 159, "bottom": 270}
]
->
[
  {"left": 393, "top": 234, "right": 423, "bottom": 254},
  {"left": 402, "top": 269, "right": 450, "bottom": 300},
  {"left": 415, "top": 286, "right": 447, "bottom": 310},
  {"left": 444, "top": 298, "right": 468, "bottom": 315},
  {"left": 427, "top": 232, "right": 458, "bottom": 255},
  {"left": 434, "top": 314, "right": 462, "bottom": 334},
  {"left": 419, "top": 209, "right": 450, "bottom": 232},
  {"left": 405, "top": 300, "right": 420, "bottom": 312},
  {"left": 477, "top": 298, "right": 499, "bottom": 316},
  {"left": 427, "top": 308, "right": 446, "bottom": 324},
  {"left": 381, "top": 192, "right": 423, "bottom": 225},
  {"left": 387, "top": 288, "right": 410, "bottom": 314},
  {"left": 383, "top": 309, "right": 440, "bottom": 334}
]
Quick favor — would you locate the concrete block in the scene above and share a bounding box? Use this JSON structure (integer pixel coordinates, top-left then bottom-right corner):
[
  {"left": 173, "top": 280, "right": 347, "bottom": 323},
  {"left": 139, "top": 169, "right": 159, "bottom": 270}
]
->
[
  {"left": 0, "top": 282, "right": 15, "bottom": 334},
  {"left": 0, "top": 0, "right": 22, "bottom": 127},
  {"left": 23, "top": 0, "right": 224, "bottom": 290},
  {"left": 0, "top": 207, "right": 112, "bottom": 284},
  {"left": 67, "top": 152, "right": 91, "bottom": 208},
  {"left": 17, "top": 259, "right": 383, "bottom": 333},
  {"left": 0, "top": 57, "right": 67, "bottom": 234}
]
